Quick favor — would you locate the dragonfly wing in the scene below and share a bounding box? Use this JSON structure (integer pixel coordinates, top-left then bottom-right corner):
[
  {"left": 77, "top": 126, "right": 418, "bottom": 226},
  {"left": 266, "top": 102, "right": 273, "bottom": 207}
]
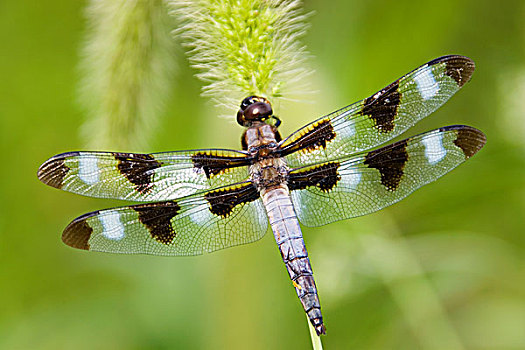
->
[
  {"left": 38, "top": 149, "right": 252, "bottom": 201},
  {"left": 288, "top": 125, "right": 485, "bottom": 226},
  {"left": 281, "top": 55, "right": 475, "bottom": 167},
  {"left": 62, "top": 182, "right": 268, "bottom": 256}
]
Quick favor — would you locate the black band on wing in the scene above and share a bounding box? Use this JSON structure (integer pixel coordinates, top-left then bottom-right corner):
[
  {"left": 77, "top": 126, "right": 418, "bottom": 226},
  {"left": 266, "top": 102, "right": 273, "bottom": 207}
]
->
[
  {"left": 364, "top": 139, "right": 409, "bottom": 191},
  {"left": 133, "top": 201, "right": 181, "bottom": 245},
  {"left": 288, "top": 162, "right": 341, "bottom": 193},
  {"left": 114, "top": 153, "right": 162, "bottom": 194},
  {"left": 205, "top": 183, "right": 260, "bottom": 218},
  {"left": 191, "top": 152, "right": 252, "bottom": 179},
  {"left": 277, "top": 119, "right": 337, "bottom": 157},
  {"left": 361, "top": 80, "right": 401, "bottom": 133}
]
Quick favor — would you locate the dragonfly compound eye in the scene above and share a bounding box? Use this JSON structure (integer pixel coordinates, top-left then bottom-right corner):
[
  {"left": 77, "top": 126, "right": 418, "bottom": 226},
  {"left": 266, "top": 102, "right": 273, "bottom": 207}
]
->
[
  {"left": 237, "top": 96, "right": 273, "bottom": 126},
  {"left": 240, "top": 96, "right": 259, "bottom": 111}
]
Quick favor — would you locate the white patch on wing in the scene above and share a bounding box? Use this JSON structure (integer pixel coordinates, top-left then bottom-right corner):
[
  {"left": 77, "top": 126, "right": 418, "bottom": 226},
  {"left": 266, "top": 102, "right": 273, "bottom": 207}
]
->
[
  {"left": 185, "top": 198, "right": 213, "bottom": 226},
  {"left": 100, "top": 210, "right": 125, "bottom": 240},
  {"left": 421, "top": 131, "right": 446, "bottom": 165},
  {"left": 153, "top": 167, "right": 209, "bottom": 200},
  {"left": 334, "top": 117, "right": 356, "bottom": 139},
  {"left": 78, "top": 153, "right": 100, "bottom": 185},
  {"left": 414, "top": 66, "right": 439, "bottom": 100},
  {"left": 340, "top": 170, "right": 361, "bottom": 190}
]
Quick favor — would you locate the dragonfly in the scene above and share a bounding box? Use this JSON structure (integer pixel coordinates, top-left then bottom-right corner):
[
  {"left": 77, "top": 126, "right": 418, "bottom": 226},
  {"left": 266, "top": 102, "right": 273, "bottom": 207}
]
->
[{"left": 38, "top": 55, "right": 486, "bottom": 335}]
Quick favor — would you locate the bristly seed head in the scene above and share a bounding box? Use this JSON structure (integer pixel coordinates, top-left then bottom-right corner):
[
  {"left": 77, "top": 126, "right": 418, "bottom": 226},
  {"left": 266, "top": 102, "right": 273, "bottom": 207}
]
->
[{"left": 168, "top": 0, "right": 313, "bottom": 113}]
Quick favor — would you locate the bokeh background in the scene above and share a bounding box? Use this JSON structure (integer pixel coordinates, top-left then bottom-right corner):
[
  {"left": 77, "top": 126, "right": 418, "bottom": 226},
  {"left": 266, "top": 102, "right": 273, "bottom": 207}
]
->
[{"left": 1, "top": 1, "right": 525, "bottom": 349}]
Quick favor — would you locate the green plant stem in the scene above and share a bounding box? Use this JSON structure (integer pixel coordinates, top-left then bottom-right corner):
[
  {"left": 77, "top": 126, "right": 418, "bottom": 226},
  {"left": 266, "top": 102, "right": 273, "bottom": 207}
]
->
[{"left": 306, "top": 314, "right": 324, "bottom": 350}]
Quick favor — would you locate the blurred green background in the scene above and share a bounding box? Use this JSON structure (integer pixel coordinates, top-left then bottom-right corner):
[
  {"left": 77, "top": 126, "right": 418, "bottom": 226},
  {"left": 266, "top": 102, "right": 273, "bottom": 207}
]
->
[{"left": 1, "top": 1, "right": 525, "bottom": 349}]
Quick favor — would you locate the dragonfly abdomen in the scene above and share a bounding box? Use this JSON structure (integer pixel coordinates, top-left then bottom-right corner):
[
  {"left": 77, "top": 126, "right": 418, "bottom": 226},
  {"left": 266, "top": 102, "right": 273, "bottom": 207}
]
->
[{"left": 261, "top": 186, "right": 326, "bottom": 335}]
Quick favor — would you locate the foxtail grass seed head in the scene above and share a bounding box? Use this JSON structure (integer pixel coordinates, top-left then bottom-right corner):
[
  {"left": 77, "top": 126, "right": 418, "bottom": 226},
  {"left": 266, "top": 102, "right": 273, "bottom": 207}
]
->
[{"left": 169, "top": 0, "right": 313, "bottom": 113}]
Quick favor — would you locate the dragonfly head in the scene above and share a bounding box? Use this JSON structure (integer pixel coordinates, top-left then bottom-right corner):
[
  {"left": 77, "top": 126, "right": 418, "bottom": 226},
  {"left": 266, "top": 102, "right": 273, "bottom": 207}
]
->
[{"left": 237, "top": 96, "right": 280, "bottom": 128}]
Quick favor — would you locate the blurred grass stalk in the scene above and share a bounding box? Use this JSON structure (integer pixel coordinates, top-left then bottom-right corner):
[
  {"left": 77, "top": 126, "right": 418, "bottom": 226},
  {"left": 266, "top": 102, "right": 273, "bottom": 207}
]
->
[
  {"left": 79, "top": 0, "right": 175, "bottom": 150},
  {"left": 359, "top": 218, "right": 465, "bottom": 350}
]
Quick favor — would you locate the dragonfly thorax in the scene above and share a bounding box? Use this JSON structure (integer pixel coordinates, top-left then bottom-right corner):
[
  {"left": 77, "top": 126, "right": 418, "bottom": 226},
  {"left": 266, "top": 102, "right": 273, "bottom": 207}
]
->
[
  {"left": 243, "top": 119, "right": 288, "bottom": 191},
  {"left": 250, "top": 157, "right": 288, "bottom": 193},
  {"left": 241, "top": 122, "right": 282, "bottom": 154}
]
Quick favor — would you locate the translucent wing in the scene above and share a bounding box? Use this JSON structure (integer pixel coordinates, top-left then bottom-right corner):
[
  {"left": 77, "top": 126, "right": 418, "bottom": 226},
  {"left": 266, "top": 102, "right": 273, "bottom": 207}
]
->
[
  {"left": 38, "top": 149, "right": 252, "bottom": 202},
  {"left": 280, "top": 55, "right": 475, "bottom": 167},
  {"left": 288, "top": 125, "right": 486, "bottom": 227},
  {"left": 61, "top": 182, "right": 268, "bottom": 256}
]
